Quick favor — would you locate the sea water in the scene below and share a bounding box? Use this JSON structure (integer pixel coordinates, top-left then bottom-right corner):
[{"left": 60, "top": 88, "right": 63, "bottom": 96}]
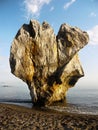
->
[
  {"left": 48, "top": 88, "right": 98, "bottom": 115},
  {"left": 0, "top": 84, "right": 98, "bottom": 115},
  {"left": 0, "top": 84, "right": 32, "bottom": 108}
]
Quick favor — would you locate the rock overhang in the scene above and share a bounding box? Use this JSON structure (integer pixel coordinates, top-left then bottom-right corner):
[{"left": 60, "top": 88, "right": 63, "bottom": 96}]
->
[{"left": 10, "top": 20, "right": 89, "bottom": 106}]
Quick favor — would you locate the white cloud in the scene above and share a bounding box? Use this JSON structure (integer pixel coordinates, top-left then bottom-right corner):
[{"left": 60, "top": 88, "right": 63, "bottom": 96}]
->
[
  {"left": 0, "top": 56, "right": 26, "bottom": 85},
  {"left": 90, "top": 12, "right": 96, "bottom": 17},
  {"left": 87, "top": 25, "right": 98, "bottom": 45},
  {"left": 64, "top": 0, "right": 76, "bottom": 9},
  {"left": 0, "top": 56, "right": 10, "bottom": 73},
  {"left": 0, "top": 56, "right": 10, "bottom": 81},
  {"left": 23, "top": 0, "right": 52, "bottom": 18}
]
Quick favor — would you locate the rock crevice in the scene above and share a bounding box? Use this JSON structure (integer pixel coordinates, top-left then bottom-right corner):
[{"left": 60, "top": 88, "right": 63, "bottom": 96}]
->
[{"left": 10, "top": 20, "right": 89, "bottom": 106}]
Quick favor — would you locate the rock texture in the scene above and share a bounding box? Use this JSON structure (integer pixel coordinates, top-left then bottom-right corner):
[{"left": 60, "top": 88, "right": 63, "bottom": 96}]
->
[{"left": 10, "top": 20, "right": 89, "bottom": 106}]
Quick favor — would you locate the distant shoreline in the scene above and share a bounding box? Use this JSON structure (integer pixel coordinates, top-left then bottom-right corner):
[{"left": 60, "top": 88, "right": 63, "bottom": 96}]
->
[{"left": 0, "top": 103, "right": 98, "bottom": 129}]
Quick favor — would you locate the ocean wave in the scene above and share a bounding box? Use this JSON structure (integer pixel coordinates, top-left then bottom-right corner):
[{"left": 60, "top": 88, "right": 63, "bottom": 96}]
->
[
  {"left": 0, "top": 99, "right": 32, "bottom": 103},
  {"left": 46, "top": 103, "right": 98, "bottom": 115}
]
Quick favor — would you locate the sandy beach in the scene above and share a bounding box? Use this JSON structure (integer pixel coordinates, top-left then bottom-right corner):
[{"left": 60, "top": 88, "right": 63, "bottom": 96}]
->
[{"left": 0, "top": 103, "right": 98, "bottom": 130}]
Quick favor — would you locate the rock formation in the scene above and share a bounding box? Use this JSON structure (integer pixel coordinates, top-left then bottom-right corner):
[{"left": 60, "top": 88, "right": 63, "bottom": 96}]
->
[{"left": 10, "top": 20, "right": 89, "bottom": 106}]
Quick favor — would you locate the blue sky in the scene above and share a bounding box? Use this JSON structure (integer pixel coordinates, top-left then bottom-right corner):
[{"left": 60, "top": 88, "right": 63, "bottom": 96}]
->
[{"left": 0, "top": 0, "right": 98, "bottom": 89}]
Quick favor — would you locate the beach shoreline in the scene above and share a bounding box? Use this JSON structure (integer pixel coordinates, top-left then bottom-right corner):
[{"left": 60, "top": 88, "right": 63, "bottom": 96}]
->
[{"left": 0, "top": 103, "right": 98, "bottom": 130}]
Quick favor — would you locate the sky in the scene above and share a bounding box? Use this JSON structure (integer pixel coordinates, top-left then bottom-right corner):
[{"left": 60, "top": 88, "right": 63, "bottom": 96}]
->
[{"left": 0, "top": 0, "right": 98, "bottom": 89}]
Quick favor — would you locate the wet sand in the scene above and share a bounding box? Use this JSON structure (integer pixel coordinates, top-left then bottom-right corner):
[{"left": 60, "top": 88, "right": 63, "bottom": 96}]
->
[{"left": 0, "top": 103, "right": 98, "bottom": 130}]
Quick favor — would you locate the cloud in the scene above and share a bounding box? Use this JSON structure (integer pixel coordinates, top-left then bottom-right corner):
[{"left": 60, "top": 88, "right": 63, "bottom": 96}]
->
[
  {"left": 89, "top": 12, "right": 96, "bottom": 17},
  {"left": 0, "top": 56, "right": 25, "bottom": 85},
  {"left": 0, "top": 56, "right": 11, "bottom": 82},
  {"left": 87, "top": 25, "right": 98, "bottom": 45},
  {"left": 0, "top": 56, "right": 10, "bottom": 72},
  {"left": 23, "top": 0, "right": 52, "bottom": 18},
  {"left": 64, "top": 0, "right": 76, "bottom": 9}
]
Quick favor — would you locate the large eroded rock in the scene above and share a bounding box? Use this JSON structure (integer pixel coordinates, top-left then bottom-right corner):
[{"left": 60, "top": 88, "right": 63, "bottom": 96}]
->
[{"left": 10, "top": 20, "right": 89, "bottom": 105}]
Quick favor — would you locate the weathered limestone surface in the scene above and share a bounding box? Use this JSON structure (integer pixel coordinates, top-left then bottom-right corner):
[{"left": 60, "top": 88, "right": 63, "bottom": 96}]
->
[{"left": 10, "top": 20, "right": 89, "bottom": 105}]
